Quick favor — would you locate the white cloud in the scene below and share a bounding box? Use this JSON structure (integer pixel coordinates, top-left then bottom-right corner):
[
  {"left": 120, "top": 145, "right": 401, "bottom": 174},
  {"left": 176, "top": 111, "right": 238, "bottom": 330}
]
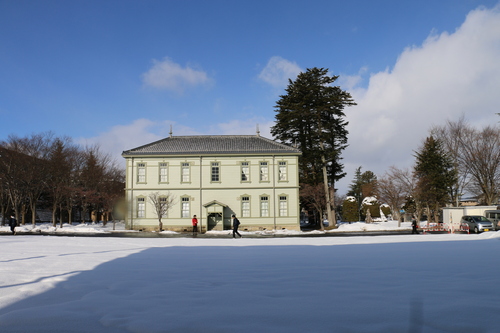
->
[
  {"left": 77, "top": 119, "right": 201, "bottom": 164},
  {"left": 258, "top": 56, "right": 302, "bottom": 88},
  {"left": 78, "top": 118, "right": 276, "bottom": 165},
  {"left": 207, "top": 118, "right": 275, "bottom": 138},
  {"left": 337, "top": 4, "right": 500, "bottom": 194},
  {"left": 338, "top": 67, "right": 368, "bottom": 91},
  {"left": 142, "top": 57, "right": 211, "bottom": 93}
]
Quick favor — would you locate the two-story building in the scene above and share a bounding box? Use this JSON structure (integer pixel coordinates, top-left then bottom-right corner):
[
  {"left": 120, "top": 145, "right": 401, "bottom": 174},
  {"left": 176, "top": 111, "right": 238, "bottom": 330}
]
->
[{"left": 122, "top": 134, "right": 301, "bottom": 232}]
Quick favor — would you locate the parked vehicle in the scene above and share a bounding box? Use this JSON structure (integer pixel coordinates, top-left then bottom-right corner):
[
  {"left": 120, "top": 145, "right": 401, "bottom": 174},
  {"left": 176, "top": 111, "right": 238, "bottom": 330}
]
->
[
  {"left": 300, "top": 217, "right": 310, "bottom": 228},
  {"left": 484, "top": 210, "right": 500, "bottom": 231},
  {"left": 460, "top": 215, "right": 495, "bottom": 233}
]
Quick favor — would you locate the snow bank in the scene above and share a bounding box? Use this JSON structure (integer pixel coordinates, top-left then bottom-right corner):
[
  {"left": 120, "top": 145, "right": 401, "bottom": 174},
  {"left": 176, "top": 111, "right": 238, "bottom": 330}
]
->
[
  {"left": 1, "top": 220, "right": 411, "bottom": 235},
  {"left": 1, "top": 232, "right": 500, "bottom": 332}
]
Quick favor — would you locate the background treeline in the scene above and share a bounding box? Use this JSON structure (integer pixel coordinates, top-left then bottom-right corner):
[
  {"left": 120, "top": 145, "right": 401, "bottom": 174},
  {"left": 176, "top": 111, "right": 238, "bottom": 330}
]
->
[
  {"left": 0, "top": 132, "right": 124, "bottom": 227},
  {"left": 343, "top": 118, "right": 500, "bottom": 223}
]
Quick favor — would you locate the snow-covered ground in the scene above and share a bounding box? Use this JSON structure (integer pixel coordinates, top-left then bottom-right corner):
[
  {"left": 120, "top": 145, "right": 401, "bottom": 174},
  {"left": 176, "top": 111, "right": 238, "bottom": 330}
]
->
[
  {"left": 1, "top": 220, "right": 412, "bottom": 235},
  {"left": 1, "top": 222, "right": 500, "bottom": 332}
]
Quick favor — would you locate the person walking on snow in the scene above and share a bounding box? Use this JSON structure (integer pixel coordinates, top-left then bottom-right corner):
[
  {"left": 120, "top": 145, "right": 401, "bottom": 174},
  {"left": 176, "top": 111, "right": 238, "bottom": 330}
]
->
[
  {"left": 232, "top": 214, "right": 241, "bottom": 238},
  {"left": 411, "top": 217, "right": 419, "bottom": 234},
  {"left": 9, "top": 215, "right": 17, "bottom": 235},
  {"left": 192, "top": 215, "right": 198, "bottom": 235}
]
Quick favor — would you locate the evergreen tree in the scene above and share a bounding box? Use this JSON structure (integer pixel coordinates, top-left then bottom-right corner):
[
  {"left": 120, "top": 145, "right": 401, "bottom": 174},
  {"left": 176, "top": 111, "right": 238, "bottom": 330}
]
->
[
  {"left": 380, "top": 205, "right": 391, "bottom": 219},
  {"left": 361, "top": 196, "right": 381, "bottom": 220},
  {"left": 347, "top": 167, "right": 377, "bottom": 220},
  {"left": 272, "top": 67, "right": 356, "bottom": 227},
  {"left": 347, "top": 167, "right": 363, "bottom": 205},
  {"left": 342, "top": 197, "right": 359, "bottom": 223},
  {"left": 414, "top": 136, "right": 457, "bottom": 222}
]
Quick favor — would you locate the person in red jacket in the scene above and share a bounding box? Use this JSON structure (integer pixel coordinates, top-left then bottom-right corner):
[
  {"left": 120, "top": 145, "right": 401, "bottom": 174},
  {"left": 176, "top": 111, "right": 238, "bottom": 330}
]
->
[{"left": 192, "top": 215, "right": 198, "bottom": 235}]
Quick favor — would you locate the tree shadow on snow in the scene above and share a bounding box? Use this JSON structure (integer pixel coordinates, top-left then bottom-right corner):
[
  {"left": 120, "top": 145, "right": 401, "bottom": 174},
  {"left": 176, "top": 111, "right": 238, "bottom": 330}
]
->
[{"left": 0, "top": 241, "right": 499, "bottom": 332}]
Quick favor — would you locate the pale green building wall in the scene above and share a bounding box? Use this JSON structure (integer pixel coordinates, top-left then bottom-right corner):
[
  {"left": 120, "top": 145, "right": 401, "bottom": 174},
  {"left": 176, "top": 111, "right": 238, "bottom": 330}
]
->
[{"left": 123, "top": 154, "right": 300, "bottom": 231}]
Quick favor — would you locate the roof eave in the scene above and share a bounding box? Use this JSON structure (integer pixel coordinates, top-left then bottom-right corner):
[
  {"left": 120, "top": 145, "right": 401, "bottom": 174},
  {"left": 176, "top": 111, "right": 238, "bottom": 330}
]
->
[{"left": 122, "top": 151, "right": 301, "bottom": 158}]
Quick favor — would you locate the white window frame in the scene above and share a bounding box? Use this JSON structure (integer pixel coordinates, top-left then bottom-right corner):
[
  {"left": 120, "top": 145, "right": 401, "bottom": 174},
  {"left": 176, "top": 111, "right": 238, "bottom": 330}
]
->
[
  {"left": 241, "top": 162, "right": 250, "bottom": 182},
  {"left": 211, "top": 162, "right": 220, "bottom": 182},
  {"left": 278, "top": 161, "right": 287, "bottom": 181},
  {"left": 241, "top": 196, "right": 250, "bottom": 217},
  {"left": 181, "top": 197, "right": 190, "bottom": 218},
  {"left": 181, "top": 162, "right": 190, "bottom": 183},
  {"left": 137, "top": 163, "right": 146, "bottom": 183},
  {"left": 260, "top": 161, "right": 269, "bottom": 182},
  {"left": 160, "top": 196, "right": 168, "bottom": 218},
  {"left": 159, "top": 162, "right": 168, "bottom": 183},
  {"left": 260, "top": 196, "right": 269, "bottom": 217},
  {"left": 279, "top": 195, "right": 288, "bottom": 217},
  {"left": 137, "top": 197, "right": 146, "bottom": 218}
]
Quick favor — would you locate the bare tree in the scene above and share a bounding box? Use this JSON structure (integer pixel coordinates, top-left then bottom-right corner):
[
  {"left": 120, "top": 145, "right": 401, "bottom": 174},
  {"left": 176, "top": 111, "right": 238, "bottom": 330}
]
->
[
  {"left": 0, "top": 132, "right": 54, "bottom": 225},
  {"left": 1, "top": 132, "right": 125, "bottom": 228},
  {"left": 458, "top": 125, "right": 500, "bottom": 205},
  {"left": 378, "top": 170, "right": 407, "bottom": 222},
  {"left": 378, "top": 166, "right": 421, "bottom": 222},
  {"left": 45, "top": 137, "right": 80, "bottom": 227},
  {"left": 64, "top": 149, "right": 86, "bottom": 225},
  {"left": 76, "top": 145, "right": 120, "bottom": 224},
  {"left": 148, "top": 191, "right": 176, "bottom": 231},
  {"left": 0, "top": 178, "right": 9, "bottom": 226},
  {"left": 430, "top": 117, "right": 471, "bottom": 206},
  {"left": 432, "top": 119, "right": 500, "bottom": 206},
  {"left": 0, "top": 147, "right": 27, "bottom": 223},
  {"left": 100, "top": 165, "right": 125, "bottom": 225},
  {"left": 300, "top": 183, "right": 327, "bottom": 230}
]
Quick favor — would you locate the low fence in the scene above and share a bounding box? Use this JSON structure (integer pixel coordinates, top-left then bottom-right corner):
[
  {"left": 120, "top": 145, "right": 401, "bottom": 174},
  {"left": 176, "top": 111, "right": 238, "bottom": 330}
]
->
[{"left": 421, "top": 222, "right": 470, "bottom": 234}]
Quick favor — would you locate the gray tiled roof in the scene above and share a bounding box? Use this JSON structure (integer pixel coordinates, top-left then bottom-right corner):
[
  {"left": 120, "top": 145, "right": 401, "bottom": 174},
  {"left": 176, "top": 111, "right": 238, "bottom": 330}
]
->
[{"left": 122, "top": 135, "right": 301, "bottom": 156}]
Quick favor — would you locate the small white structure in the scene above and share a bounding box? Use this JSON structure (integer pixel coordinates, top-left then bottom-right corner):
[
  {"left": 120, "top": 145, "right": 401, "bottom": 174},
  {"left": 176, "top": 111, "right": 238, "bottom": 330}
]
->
[{"left": 442, "top": 206, "right": 497, "bottom": 231}]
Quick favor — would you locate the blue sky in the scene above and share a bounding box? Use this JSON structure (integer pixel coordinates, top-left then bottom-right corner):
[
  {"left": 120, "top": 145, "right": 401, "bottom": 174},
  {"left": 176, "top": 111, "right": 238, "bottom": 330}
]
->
[{"left": 1, "top": 0, "right": 500, "bottom": 194}]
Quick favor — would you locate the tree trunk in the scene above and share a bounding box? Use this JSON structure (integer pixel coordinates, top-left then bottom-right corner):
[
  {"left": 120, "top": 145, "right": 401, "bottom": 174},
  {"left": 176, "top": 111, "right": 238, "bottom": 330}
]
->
[
  {"left": 21, "top": 203, "right": 27, "bottom": 225},
  {"left": 321, "top": 155, "right": 334, "bottom": 230},
  {"left": 82, "top": 206, "right": 87, "bottom": 223},
  {"left": 31, "top": 202, "right": 37, "bottom": 226},
  {"left": 330, "top": 185, "right": 337, "bottom": 227},
  {"left": 52, "top": 203, "right": 57, "bottom": 227}
]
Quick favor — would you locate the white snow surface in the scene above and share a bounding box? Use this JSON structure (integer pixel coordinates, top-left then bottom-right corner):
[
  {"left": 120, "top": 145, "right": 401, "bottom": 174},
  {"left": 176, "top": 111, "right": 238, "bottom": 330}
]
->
[{"left": 1, "top": 222, "right": 500, "bottom": 332}]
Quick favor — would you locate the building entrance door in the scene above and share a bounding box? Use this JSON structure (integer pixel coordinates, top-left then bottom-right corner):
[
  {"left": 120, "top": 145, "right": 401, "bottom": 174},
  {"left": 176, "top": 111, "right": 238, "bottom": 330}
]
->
[{"left": 207, "top": 212, "right": 222, "bottom": 231}]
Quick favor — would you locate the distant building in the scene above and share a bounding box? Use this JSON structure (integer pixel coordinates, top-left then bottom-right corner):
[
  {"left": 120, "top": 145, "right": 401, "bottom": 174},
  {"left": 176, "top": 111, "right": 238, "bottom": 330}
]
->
[
  {"left": 122, "top": 134, "right": 301, "bottom": 232},
  {"left": 459, "top": 197, "right": 479, "bottom": 207}
]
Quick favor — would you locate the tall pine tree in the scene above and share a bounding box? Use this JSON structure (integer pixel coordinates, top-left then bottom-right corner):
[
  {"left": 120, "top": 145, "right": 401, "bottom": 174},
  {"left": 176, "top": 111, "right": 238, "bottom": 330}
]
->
[
  {"left": 414, "top": 136, "right": 457, "bottom": 223},
  {"left": 271, "top": 67, "right": 356, "bottom": 228}
]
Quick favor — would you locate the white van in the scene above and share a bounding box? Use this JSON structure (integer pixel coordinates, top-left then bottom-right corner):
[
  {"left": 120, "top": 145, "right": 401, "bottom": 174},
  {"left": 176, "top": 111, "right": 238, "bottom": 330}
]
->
[{"left": 484, "top": 210, "right": 500, "bottom": 230}]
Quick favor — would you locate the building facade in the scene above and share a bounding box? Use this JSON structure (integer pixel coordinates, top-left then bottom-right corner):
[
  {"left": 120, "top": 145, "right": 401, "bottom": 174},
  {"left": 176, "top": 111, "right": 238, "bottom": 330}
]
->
[{"left": 122, "top": 135, "right": 301, "bottom": 232}]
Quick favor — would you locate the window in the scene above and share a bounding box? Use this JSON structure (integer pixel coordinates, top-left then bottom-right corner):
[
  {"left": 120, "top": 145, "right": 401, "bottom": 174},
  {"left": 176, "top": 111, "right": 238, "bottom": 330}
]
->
[
  {"left": 211, "top": 162, "right": 220, "bottom": 182},
  {"left": 260, "top": 162, "right": 268, "bottom": 182},
  {"left": 260, "top": 196, "right": 269, "bottom": 217},
  {"left": 160, "top": 196, "right": 168, "bottom": 218},
  {"left": 137, "top": 197, "right": 145, "bottom": 218},
  {"left": 241, "top": 196, "right": 250, "bottom": 217},
  {"left": 279, "top": 196, "right": 288, "bottom": 216},
  {"left": 241, "top": 162, "right": 250, "bottom": 182},
  {"left": 137, "top": 163, "right": 146, "bottom": 183},
  {"left": 181, "top": 163, "right": 190, "bottom": 183},
  {"left": 159, "top": 163, "right": 168, "bottom": 183},
  {"left": 181, "top": 197, "right": 190, "bottom": 218},
  {"left": 278, "top": 161, "right": 287, "bottom": 181}
]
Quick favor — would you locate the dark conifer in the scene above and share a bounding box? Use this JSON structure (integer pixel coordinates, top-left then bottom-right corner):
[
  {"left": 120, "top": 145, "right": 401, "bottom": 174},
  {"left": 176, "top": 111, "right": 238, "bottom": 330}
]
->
[
  {"left": 414, "top": 136, "right": 457, "bottom": 222},
  {"left": 272, "top": 67, "right": 356, "bottom": 227}
]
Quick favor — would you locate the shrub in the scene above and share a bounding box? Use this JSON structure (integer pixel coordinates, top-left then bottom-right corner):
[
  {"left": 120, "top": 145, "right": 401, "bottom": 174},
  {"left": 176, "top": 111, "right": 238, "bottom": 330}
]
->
[{"left": 342, "top": 196, "right": 359, "bottom": 222}]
